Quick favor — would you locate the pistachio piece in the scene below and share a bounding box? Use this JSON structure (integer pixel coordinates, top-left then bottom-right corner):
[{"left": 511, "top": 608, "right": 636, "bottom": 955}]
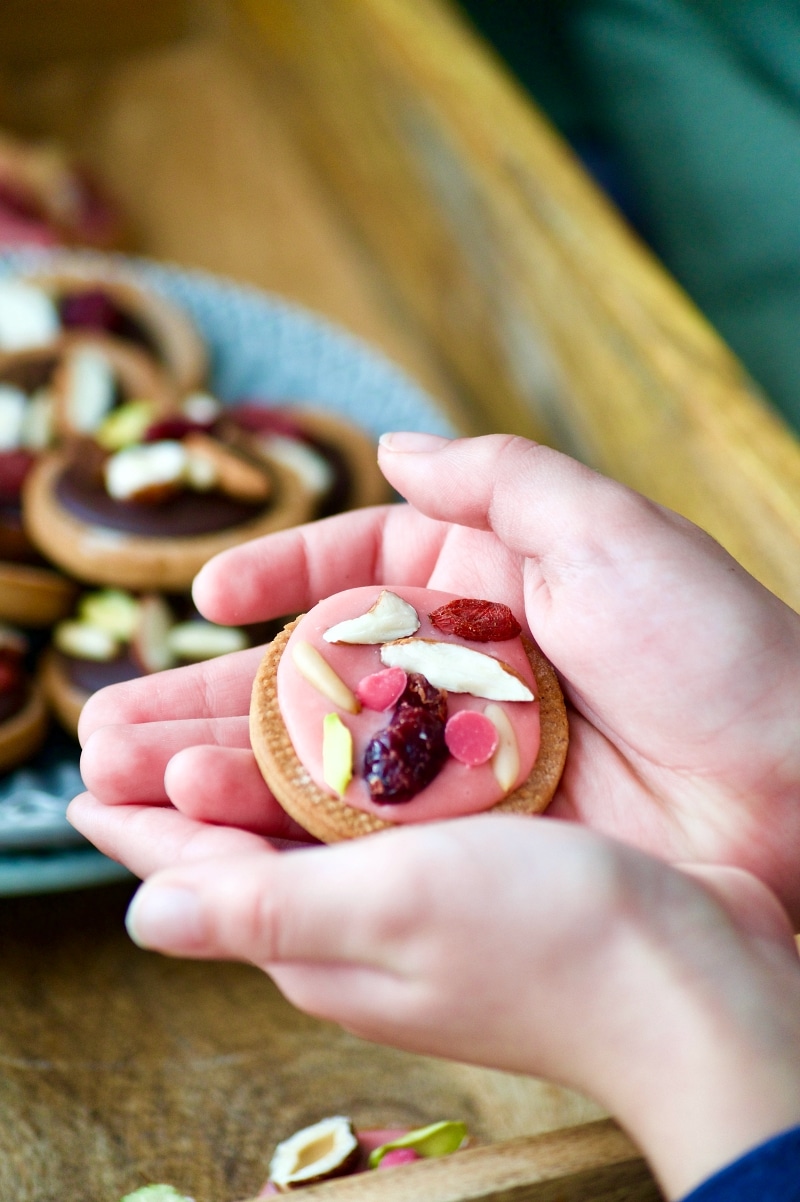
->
[
  {"left": 323, "top": 590, "right": 420, "bottom": 645},
  {"left": 78, "top": 589, "right": 141, "bottom": 641},
  {"left": 96, "top": 398, "right": 160, "bottom": 450},
  {"left": 54, "top": 620, "right": 119, "bottom": 662},
  {"left": 166, "top": 620, "right": 248, "bottom": 662},
  {"left": 380, "top": 638, "right": 535, "bottom": 702},
  {"left": 484, "top": 703, "right": 520, "bottom": 791},
  {"left": 322, "top": 712, "right": 353, "bottom": 796},
  {"left": 291, "top": 641, "right": 360, "bottom": 713},
  {"left": 368, "top": 1121, "right": 468, "bottom": 1169},
  {"left": 268, "top": 1116, "right": 360, "bottom": 1191}
]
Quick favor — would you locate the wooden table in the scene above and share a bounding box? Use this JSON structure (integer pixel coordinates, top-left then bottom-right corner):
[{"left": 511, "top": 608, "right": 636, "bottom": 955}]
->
[{"left": 1, "top": 1, "right": 798, "bottom": 1198}]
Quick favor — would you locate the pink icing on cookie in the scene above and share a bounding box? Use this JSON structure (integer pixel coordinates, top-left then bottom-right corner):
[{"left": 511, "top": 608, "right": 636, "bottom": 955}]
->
[{"left": 276, "top": 586, "right": 541, "bottom": 823}]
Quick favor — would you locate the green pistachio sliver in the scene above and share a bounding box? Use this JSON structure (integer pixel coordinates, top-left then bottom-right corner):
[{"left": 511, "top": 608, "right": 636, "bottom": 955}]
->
[
  {"left": 78, "top": 589, "right": 141, "bottom": 640},
  {"left": 368, "top": 1121, "right": 468, "bottom": 1169},
  {"left": 322, "top": 712, "right": 353, "bottom": 797},
  {"left": 96, "top": 398, "right": 159, "bottom": 451}
]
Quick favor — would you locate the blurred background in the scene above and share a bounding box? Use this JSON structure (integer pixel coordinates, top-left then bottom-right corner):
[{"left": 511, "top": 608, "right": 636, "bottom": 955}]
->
[{"left": 458, "top": 0, "right": 800, "bottom": 433}]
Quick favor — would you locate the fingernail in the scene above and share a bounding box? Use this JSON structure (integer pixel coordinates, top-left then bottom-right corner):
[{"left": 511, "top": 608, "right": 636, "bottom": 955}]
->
[
  {"left": 126, "top": 884, "right": 206, "bottom": 951},
  {"left": 379, "top": 431, "right": 451, "bottom": 452}
]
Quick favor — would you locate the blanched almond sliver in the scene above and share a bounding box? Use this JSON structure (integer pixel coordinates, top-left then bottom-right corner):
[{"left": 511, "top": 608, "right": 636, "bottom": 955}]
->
[
  {"left": 63, "top": 346, "right": 116, "bottom": 433},
  {"left": 380, "top": 638, "right": 535, "bottom": 701},
  {"left": 0, "top": 385, "right": 26, "bottom": 450},
  {"left": 291, "top": 641, "right": 360, "bottom": 713},
  {"left": 484, "top": 703, "right": 520, "bottom": 791},
  {"left": 323, "top": 590, "right": 420, "bottom": 644}
]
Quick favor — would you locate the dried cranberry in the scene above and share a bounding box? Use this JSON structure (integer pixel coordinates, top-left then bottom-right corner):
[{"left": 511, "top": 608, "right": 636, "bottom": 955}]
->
[
  {"left": 394, "top": 671, "right": 448, "bottom": 723},
  {"left": 364, "top": 706, "right": 448, "bottom": 804},
  {"left": 0, "top": 179, "right": 44, "bottom": 224},
  {"left": 59, "top": 288, "right": 121, "bottom": 332},
  {"left": 0, "top": 655, "right": 23, "bottom": 694},
  {"left": 428, "top": 598, "right": 521, "bottom": 642},
  {"left": 144, "top": 416, "right": 208, "bottom": 442},
  {"left": 227, "top": 403, "right": 308, "bottom": 441},
  {"left": 0, "top": 450, "right": 36, "bottom": 502}
]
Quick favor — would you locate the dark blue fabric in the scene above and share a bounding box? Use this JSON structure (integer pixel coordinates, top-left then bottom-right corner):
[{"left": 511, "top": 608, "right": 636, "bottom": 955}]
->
[{"left": 680, "top": 1124, "right": 800, "bottom": 1201}]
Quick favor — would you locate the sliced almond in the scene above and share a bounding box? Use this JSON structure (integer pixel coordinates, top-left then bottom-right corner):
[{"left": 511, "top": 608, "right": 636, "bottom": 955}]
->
[
  {"left": 54, "top": 620, "right": 119, "bottom": 662},
  {"left": 380, "top": 638, "right": 535, "bottom": 702},
  {"left": 62, "top": 346, "right": 117, "bottom": 433},
  {"left": 291, "top": 640, "right": 360, "bottom": 713},
  {"left": 180, "top": 391, "right": 223, "bottom": 424},
  {"left": 0, "top": 385, "right": 27, "bottom": 450},
  {"left": 484, "top": 703, "right": 520, "bottom": 791},
  {"left": 166, "top": 620, "right": 248, "bottom": 662},
  {"left": 256, "top": 432, "right": 334, "bottom": 497},
  {"left": 0, "top": 281, "right": 60, "bottom": 351},
  {"left": 131, "top": 594, "right": 176, "bottom": 674},
  {"left": 103, "top": 440, "right": 187, "bottom": 503},
  {"left": 182, "top": 431, "right": 272, "bottom": 503},
  {"left": 323, "top": 590, "right": 420, "bottom": 644},
  {"left": 20, "top": 388, "right": 55, "bottom": 450}
]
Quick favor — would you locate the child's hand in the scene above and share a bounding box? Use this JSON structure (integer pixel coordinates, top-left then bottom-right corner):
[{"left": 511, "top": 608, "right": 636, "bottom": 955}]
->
[
  {"left": 73, "top": 433, "right": 800, "bottom": 918},
  {"left": 85, "top": 808, "right": 800, "bottom": 1200}
]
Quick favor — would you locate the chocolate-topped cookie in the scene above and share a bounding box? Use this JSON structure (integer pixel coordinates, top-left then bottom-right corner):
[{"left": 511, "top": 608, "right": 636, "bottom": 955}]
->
[{"left": 0, "top": 625, "right": 48, "bottom": 771}]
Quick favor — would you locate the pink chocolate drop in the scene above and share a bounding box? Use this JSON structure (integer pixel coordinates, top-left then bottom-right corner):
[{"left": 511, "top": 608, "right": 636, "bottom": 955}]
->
[
  {"left": 444, "top": 710, "right": 499, "bottom": 766},
  {"left": 356, "top": 667, "right": 408, "bottom": 711}
]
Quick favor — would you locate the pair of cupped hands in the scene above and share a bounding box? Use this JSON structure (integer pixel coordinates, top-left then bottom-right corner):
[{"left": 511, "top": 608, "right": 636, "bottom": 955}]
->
[{"left": 71, "top": 433, "right": 800, "bottom": 1199}]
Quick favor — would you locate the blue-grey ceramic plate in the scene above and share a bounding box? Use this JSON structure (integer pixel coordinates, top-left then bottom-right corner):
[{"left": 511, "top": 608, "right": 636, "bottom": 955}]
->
[{"left": 0, "top": 249, "right": 454, "bottom": 888}]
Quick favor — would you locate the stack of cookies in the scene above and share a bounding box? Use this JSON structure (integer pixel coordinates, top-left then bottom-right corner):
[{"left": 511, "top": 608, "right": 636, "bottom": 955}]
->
[{"left": 0, "top": 260, "right": 391, "bottom": 769}]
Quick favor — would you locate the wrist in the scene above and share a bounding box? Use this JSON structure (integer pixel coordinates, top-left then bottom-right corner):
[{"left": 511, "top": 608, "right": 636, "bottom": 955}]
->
[{"left": 575, "top": 872, "right": 800, "bottom": 1198}]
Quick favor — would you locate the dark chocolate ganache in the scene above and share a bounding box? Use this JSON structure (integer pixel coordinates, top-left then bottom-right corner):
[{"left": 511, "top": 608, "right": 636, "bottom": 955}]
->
[
  {"left": 57, "top": 647, "right": 143, "bottom": 693},
  {"left": 0, "top": 679, "right": 27, "bottom": 724},
  {"left": 58, "top": 289, "right": 161, "bottom": 362},
  {"left": 55, "top": 458, "right": 265, "bottom": 536}
]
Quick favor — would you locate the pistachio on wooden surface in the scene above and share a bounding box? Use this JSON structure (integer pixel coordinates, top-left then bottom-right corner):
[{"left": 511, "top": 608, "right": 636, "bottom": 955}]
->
[{"left": 268, "top": 1115, "right": 360, "bottom": 1192}]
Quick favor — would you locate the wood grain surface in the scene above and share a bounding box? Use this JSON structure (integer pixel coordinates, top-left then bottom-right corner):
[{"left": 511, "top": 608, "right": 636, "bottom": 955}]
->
[{"left": 0, "top": 883, "right": 609, "bottom": 1202}]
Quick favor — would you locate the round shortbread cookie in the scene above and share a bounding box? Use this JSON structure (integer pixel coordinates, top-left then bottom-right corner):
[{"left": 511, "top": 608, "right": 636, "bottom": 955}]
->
[{"left": 250, "top": 597, "right": 569, "bottom": 844}]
